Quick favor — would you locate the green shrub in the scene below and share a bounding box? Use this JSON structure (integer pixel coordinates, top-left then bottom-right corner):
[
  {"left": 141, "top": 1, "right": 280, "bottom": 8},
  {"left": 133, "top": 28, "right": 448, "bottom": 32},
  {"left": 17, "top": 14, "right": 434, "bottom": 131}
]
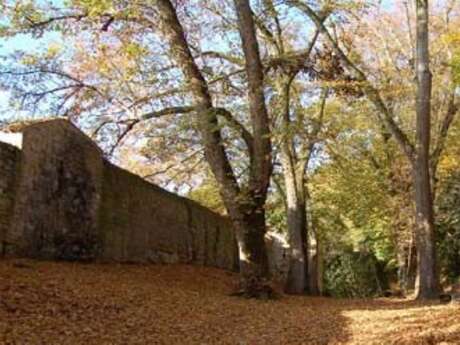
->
[{"left": 324, "top": 251, "right": 387, "bottom": 298}]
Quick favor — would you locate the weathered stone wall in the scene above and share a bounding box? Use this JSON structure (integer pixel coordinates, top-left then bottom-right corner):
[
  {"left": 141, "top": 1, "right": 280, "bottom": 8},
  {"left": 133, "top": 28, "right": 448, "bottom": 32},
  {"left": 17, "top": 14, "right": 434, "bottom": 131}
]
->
[
  {"left": 2, "top": 119, "right": 238, "bottom": 270},
  {"left": 99, "top": 163, "right": 238, "bottom": 270},
  {"left": 0, "top": 142, "right": 20, "bottom": 254},
  {"left": 9, "top": 120, "right": 104, "bottom": 259}
]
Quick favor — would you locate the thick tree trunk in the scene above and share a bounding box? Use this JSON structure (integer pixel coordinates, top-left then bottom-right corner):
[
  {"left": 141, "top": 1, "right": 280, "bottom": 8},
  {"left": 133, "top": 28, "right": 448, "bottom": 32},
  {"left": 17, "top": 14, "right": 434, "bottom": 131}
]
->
[
  {"left": 413, "top": 0, "right": 439, "bottom": 299},
  {"left": 413, "top": 166, "right": 438, "bottom": 298},
  {"left": 157, "top": 0, "right": 273, "bottom": 298},
  {"left": 231, "top": 204, "right": 272, "bottom": 297},
  {"left": 231, "top": 0, "right": 273, "bottom": 297}
]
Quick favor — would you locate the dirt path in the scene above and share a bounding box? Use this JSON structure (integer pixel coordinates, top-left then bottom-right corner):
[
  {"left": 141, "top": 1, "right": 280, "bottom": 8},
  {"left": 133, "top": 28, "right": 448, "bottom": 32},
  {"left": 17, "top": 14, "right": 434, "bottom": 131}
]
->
[{"left": 0, "top": 260, "right": 458, "bottom": 345}]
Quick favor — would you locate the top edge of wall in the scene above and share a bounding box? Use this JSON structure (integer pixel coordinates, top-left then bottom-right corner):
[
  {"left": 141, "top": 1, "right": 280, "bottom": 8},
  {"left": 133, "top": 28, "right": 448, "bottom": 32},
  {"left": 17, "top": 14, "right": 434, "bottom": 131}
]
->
[
  {"left": 22, "top": 119, "right": 103, "bottom": 154},
  {"left": 20, "top": 119, "right": 230, "bottom": 223}
]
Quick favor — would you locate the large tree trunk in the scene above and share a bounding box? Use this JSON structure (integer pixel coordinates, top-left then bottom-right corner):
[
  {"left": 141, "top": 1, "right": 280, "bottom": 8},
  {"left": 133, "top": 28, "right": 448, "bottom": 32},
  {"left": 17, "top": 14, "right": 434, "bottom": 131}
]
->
[
  {"left": 413, "top": 0, "right": 439, "bottom": 299},
  {"left": 413, "top": 167, "right": 438, "bottom": 298},
  {"left": 157, "top": 0, "right": 273, "bottom": 297},
  {"left": 231, "top": 203, "right": 271, "bottom": 297},
  {"left": 232, "top": 0, "right": 273, "bottom": 296}
]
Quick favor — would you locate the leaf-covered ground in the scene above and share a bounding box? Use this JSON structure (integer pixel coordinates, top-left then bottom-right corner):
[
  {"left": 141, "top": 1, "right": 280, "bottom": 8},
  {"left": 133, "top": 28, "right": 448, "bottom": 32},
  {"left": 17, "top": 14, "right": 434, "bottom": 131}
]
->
[{"left": 1, "top": 260, "right": 459, "bottom": 345}]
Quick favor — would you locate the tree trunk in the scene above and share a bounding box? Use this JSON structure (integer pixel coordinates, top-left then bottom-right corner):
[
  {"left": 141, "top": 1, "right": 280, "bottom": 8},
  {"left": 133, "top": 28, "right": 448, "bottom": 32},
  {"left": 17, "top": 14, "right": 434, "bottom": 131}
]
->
[
  {"left": 277, "top": 76, "right": 309, "bottom": 294},
  {"left": 413, "top": 0, "right": 439, "bottom": 299},
  {"left": 284, "top": 196, "right": 308, "bottom": 294},
  {"left": 280, "top": 145, "right": 307, "bottom": 294},
  {"left": 232, "top": 0, "right": 273, "bottom": 296},
  {"left": 231, "top": 203, "right": 272, "bottom": 297},
  {"left": 157, "top": 0, "right": 273, "bottom": 298},
  {"left": 307, "top": 202, "right": 324, "bottom": 295}
]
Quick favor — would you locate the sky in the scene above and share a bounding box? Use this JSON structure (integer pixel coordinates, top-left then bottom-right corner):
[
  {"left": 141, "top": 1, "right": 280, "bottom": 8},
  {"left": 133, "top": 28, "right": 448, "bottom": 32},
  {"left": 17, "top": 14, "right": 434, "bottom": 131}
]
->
[
  {"left": 0, "top": 0, "right": 398, "bottom": 123},
  {"left": 0, "top": 132, "right": 22, "bottom": 146},
  {"left": 0, "top": 30, "right": 63, "bottom": 120}
]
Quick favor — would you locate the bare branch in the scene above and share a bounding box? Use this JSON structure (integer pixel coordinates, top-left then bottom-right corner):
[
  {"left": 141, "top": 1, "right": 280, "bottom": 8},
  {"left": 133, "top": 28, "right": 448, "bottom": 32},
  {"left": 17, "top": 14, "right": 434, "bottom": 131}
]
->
[
  {"left": 288, "top": 0, "right": 416, "bottom": 161},
  {"left": 24, "top": 13, "right": 87, "bottom": 30},
  {"left": 200, "top": 51, "right": 244, "bottom": 65},
  {"left": 141, "top": 106, "right": 195, "bottom": 120},
  {"left": 214, "top": 107, "right": 254, "bottom": 153},
  {"left": 143, "top": 148, "right": 203, "bottom": 179},
  {"left": 109, "top": 120, "right": 140, "bottom": 156}
]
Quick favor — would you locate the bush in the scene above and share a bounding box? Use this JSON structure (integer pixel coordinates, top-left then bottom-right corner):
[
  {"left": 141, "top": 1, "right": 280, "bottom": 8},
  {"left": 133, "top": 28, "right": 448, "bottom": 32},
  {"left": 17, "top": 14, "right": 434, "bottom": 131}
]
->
[{"left": 324, "top": 251, "right": 387, "bottom": 298}]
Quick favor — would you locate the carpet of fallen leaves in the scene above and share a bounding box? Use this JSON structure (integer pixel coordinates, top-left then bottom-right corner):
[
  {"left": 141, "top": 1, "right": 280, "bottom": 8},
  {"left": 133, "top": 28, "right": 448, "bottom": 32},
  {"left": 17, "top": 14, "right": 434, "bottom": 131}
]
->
[{"left": 1, "top": 259, "right": 459, "bottom": 345}]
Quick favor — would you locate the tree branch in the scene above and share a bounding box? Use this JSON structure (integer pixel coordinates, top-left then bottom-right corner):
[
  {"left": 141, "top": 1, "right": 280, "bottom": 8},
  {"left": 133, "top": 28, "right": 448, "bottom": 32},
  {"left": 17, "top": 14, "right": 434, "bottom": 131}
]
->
[
  {"left": 215, "top": 107, "right": 254, "bottom": 154},
  {"left": 288, "top": 0, "right": 415, "bottom": 161},
  {"left": 431, "top": 91, "right": 458, "bottom": 181},
  {"left": 141, "top": 106, "right": 195, "bottom": 120},
  {"left": 199, "top": 51, "right": 244, "bottom": 65}
]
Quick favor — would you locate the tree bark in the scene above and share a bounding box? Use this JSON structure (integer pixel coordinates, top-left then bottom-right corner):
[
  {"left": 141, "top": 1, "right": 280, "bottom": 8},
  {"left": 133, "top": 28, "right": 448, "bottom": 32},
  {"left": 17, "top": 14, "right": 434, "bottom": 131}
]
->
[
  {"left": 280, "top": 84, "right": 327, "bottom": 294},
  {"left": 277, "top": 76, "right": 309, "bottom": 294},
  {"left": 233, "top": 0, "right": 272, "bottom": 198},
  {"left": 231, "top": 0, "right": 273, "bottom": 296},
  {"left": 233, "top": 202, "right": 271, "bottom": 297},
  {"left": 156, "top": 0, "right": 273, "bottom": 297},
  {"left": 413, "top": 0, "right": 439, "bottom": 299},
  {"left": 283, "top": 174, "right": 308, "bottom": 294}
]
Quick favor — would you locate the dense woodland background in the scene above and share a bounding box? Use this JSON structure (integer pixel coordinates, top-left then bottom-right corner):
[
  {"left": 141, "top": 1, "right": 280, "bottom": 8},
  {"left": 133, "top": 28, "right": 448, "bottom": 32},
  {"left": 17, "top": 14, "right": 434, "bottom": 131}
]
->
[{"left": 1, "top": 0, "right": 460, "bottom": 300}]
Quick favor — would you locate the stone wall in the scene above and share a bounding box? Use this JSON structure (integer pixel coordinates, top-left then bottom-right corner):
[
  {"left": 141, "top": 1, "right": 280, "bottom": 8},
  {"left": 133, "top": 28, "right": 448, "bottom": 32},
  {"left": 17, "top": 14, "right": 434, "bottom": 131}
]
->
[
  {"left": 2, "top": 119, "right": 238, "bottom": 270},
  {"left": 99, "top": 162, "right": 238, "bottom": 270},
  {"left": 9, "top": 120, "right": 104, "bottom": 259},
  {"left": 0, "top": 142, "right": 20, "bottom": 255}
]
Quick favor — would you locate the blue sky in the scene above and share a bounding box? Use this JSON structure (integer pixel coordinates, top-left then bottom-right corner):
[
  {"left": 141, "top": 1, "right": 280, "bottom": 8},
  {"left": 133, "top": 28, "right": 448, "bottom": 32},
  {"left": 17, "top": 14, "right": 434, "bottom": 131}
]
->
[
  {"left": 0, "top": 0, "right": 398, "bottom": 122},
  {"left": 0, "top": 30, "right": 64, "bottom": 120}
]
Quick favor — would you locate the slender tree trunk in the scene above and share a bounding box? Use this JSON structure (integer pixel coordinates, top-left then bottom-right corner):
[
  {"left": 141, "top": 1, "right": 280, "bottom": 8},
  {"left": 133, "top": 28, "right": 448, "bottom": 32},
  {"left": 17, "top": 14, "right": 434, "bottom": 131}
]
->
[
  {"left": 310, "top": 234, "right": 324, "bottom": 295},
  {"left": 280, "top": 146, "right": 307, "bottom": 294},
  {"left": 413, "top": 0, "right": 439, "bottom": 299},
  {"left": 307, "top": 198, "right": 322, "bottom": 295},
  {"left": 284, "top": 181, "right": 308, "bottom": 294},
  {"left": 278, "top": 77, "right": 309, "bottom": 294}
]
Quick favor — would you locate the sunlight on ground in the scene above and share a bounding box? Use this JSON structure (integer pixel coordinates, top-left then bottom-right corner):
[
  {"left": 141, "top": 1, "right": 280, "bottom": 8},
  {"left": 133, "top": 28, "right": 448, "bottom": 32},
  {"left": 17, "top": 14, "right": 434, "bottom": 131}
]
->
[{"left": 1, "top": 260, "right": 459, "bottom": 345}]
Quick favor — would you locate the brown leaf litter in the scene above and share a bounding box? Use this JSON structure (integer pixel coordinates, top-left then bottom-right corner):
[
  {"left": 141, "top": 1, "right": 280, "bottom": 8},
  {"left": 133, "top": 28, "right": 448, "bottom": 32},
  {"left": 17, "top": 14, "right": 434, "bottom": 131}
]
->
[{"left": 0, "top": 259, "right": 459, "bottom": 345}]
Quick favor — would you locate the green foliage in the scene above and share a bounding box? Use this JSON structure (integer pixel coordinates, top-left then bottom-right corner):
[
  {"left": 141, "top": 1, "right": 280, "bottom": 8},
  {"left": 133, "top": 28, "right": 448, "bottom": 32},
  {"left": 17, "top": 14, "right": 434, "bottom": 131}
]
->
[
  {"left": 324, "top": 250, "right": 387, "bottom": 298},
  {"left": 188, "top": 177, "right": 226, "bottom": 215},
  {"left": 452, "top": 52, "right": 460, "bottom": 85},
  {"left": 436, "top": 171, "right": 460, "bottom": 283},
  {"left": 444, "top": 33, "right": 460, "bottom": 85},
  {"left": 72, "top": 0, "right": 114, "bottom": 16}
]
